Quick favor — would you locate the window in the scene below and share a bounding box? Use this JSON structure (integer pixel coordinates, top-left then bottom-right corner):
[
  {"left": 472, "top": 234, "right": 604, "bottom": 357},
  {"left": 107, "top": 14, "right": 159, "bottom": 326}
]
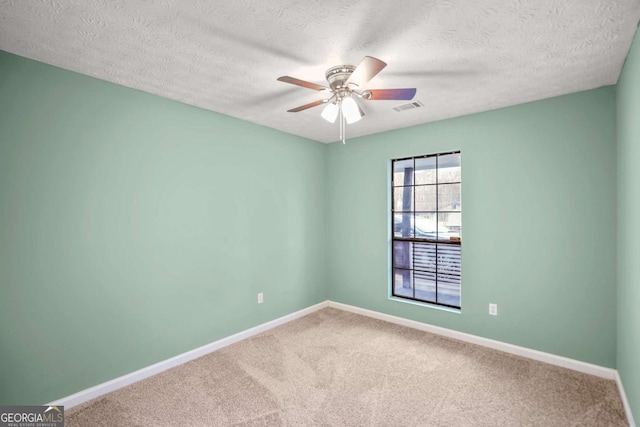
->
[{"left": 391, "top": 151, "right": 461, "bottom": 309}]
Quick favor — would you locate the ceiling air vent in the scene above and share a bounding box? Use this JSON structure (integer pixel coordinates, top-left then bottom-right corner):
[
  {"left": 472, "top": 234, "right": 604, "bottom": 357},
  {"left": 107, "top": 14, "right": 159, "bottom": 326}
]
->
[{"left": 393, "top": 101, "right": 424, "bottom": 112}]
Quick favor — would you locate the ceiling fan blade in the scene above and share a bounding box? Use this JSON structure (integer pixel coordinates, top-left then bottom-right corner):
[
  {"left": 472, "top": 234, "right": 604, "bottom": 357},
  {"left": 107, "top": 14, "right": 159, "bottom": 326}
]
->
[
  {"left": 277, "top": 76, "right": 328, "bottom": 91},
  {"left": 346, "top": 56, "right": 387, "bottom": 87},
  {"left": 287, "top": 99, "right": 326, "bottom": 112},
  {"left": 362, "top": 88, "right": 417, "bottom": 100}
]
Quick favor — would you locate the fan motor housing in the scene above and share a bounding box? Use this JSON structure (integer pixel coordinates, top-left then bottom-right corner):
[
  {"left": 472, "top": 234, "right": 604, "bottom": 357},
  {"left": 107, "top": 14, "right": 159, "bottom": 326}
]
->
[{"left": 325, "top": 65, "right": 356, "bottom": 92}]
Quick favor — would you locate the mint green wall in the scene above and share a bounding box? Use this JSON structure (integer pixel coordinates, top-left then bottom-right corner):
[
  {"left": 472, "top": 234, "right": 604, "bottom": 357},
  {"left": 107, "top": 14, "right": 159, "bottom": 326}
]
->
[
  {"left": 617, "top": 28, "right": 640, "bottom": 421},
  {"left": 0, "top": 52, "right": 327, "bottom": 405},
  {"left": 0, "top": 49, "right": 624, "bottom": 407},
  {"left": 327, "top": 87, "right": 617, "bottom": 368}
]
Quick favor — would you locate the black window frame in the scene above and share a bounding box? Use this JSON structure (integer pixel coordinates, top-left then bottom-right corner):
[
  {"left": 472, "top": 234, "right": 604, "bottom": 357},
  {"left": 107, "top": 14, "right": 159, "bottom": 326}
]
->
[{"left": 391, "top": 151, "right": 462, "bottom": 309}]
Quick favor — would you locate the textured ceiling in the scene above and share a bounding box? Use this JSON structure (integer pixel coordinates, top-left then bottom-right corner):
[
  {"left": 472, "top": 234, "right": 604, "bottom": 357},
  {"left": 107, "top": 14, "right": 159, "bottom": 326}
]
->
[{"left": 1, "top": 1, "right": 639, "bottom": 144}]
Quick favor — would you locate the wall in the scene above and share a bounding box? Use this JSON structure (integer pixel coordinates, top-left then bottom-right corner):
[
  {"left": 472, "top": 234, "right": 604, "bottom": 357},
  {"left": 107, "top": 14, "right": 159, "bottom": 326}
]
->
[
  {"left": 617, "top": 27, "right": 640, "bottom": 422},
  {"left": 0, "top": 48, "right": 625, "bottom": 407},
  {"left": 0, "top": 52, "right": 327, "bottom": 405},
  {"left": 326, "top": 87, "right": 617, "bottom": 368}
]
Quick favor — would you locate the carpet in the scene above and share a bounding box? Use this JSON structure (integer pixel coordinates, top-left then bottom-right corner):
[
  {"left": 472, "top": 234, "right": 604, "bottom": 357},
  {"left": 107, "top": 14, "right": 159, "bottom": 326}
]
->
[{"left": 66, "top": 307, "right": 628, "bottom": 426}]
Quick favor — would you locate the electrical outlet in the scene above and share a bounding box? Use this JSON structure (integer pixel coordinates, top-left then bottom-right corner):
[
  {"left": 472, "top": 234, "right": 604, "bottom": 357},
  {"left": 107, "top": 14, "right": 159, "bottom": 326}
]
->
[
  {"left": 258, "top": 292, "right": 263, "bottom": 304},
  {"left": 489, "top": 303, "right": 498, "bottom": 316}
]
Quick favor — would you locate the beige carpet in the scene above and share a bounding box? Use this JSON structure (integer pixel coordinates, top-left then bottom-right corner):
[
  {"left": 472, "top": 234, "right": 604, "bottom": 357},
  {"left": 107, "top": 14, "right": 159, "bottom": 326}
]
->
[{"left": 66, "top": 308, "right": 628, "bottom": 426}]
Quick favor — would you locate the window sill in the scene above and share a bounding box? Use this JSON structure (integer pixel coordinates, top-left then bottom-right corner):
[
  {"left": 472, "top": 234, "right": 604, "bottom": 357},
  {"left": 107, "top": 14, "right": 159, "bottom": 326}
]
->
[{"left": 388, "top": 296, "right": 461, "bottom": 314}]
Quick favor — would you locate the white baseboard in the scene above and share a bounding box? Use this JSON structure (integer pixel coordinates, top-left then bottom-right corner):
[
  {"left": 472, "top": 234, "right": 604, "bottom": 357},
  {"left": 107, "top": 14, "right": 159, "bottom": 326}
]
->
[
  {"left": 615, "top": 371, "right": 637, "bottom": 427},
  {"left": 47, "top": 301, "right": 329, "bottom": 409},
  {"left": 327, "top": 301, "right": 617, "bottom": 380}
]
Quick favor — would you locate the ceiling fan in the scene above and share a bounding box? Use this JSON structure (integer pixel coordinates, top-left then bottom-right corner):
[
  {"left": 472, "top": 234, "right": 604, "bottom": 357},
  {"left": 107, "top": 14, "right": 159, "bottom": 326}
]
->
[{"left": 277, "top": 56, "right": 416, "bottom": 143}]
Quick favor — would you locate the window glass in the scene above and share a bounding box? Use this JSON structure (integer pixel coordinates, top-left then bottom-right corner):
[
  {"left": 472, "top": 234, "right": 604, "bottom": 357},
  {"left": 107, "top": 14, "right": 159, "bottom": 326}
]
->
[{"left": 391, "top": 152, "right": 462, "bottom": 309}]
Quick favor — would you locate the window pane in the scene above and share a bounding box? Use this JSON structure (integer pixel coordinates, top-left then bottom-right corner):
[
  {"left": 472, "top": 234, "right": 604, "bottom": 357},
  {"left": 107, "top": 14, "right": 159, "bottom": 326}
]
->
[
  {"left": 437, "top": 244, "right": 461, "bottom": 278},
  {"left": 393, "top": 241, "right": 412, "bottom": 269},
  {"left": 413, "top": 242, "right": 437, "bottom": 272},
  {"left": 414, "top": 185, "right": 437, "bottom": 211},
  {"left": 439, "top": 212, "right": 461, "bottom": 241},
  {"left": 437, "top": 270, "right": 461, "bottom": 307},
  {"left": 437, "top": 291, "right": 460, "bottom": 308},
  {"left": 393, "top": 186, "right": 413, "bottom": 212},
  {"left": 393, "top": 159, "right": 414, "bottom": 186},
  {"left": 393, "top": 269, "right": 413, "bottom": 298},
  {"left": 415, "top": 156, "right": 437, "bottom": 185},
  {"left": 438, "top": 183, "right": 461, "bottom": 212},
  {"left": 414, "top": 274, "right": 436, "bottom": 303},
  {"left": 414, "top": 213, "right": 437, "bottom": 239},
  {"left": 393, "top": 213, "right": 413, "bottom": 238},
  {"left": 438, "top": 153, "right": 461, "bottom": 183}
]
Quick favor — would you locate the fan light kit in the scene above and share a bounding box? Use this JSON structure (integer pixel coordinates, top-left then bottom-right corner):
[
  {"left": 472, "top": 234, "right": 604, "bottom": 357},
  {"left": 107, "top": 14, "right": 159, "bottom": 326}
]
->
[{"left": 278, "top": 56, "right": 417, "bottom": 144}]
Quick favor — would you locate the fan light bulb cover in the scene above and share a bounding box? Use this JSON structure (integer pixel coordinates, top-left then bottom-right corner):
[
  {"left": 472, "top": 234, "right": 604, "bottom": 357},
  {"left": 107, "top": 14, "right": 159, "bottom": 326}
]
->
[
  {"left": 321, "top": 102, "right": 339, "bottom": 123},
  {"left": 341, "top": 97, "right": 362, "bottom": 124}
]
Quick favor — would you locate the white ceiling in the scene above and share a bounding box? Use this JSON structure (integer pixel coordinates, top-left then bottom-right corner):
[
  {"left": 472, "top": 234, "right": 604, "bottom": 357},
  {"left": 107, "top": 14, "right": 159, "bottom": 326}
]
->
[{"left": 1, "top": 1, "right": 639, "bottom": 144}]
